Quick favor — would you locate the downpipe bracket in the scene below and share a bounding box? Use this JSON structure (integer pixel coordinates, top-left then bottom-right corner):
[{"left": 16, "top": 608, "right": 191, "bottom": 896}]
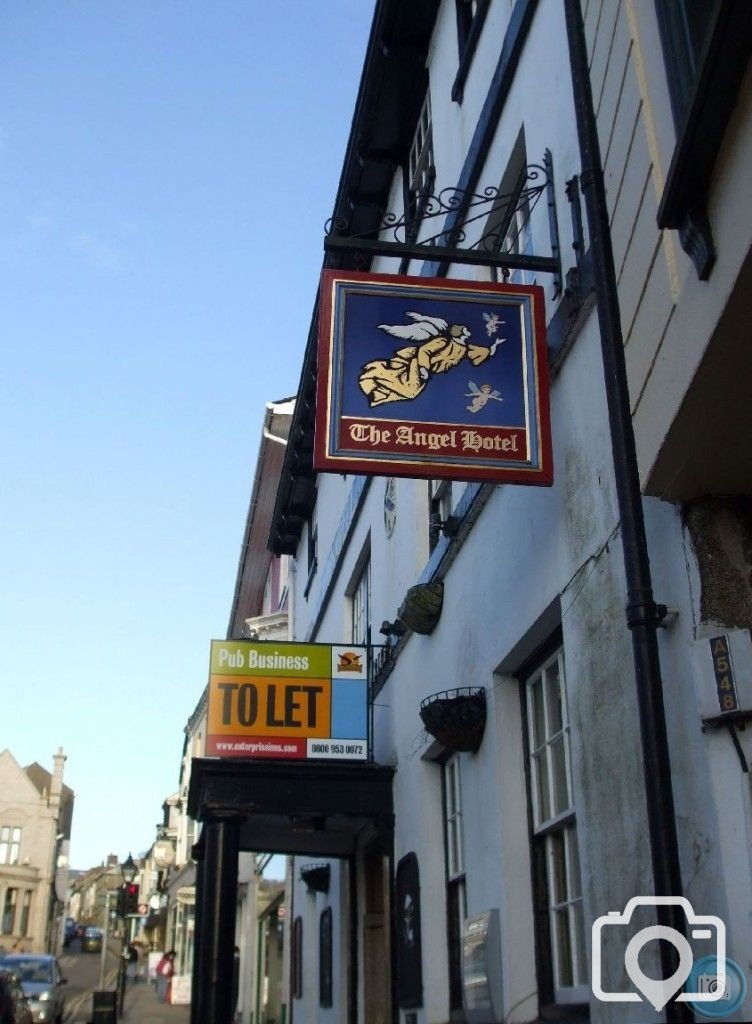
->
[{"left": 625, "top": 601, "right": 668, "bottom": 630}]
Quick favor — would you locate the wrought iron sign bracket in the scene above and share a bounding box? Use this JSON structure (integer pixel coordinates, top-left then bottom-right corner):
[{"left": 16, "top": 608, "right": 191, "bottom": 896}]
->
[{"left": 325, "top": 151, "right": 562, "bottom": 297}]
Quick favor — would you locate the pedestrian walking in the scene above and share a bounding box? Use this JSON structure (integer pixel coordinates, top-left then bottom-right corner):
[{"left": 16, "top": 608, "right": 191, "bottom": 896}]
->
[
  {"left": 155, "top": 950, "right": 176, "bottom": 1003},
  {"left": 125, "top": 942, "right": 139, "bottom": 984}
]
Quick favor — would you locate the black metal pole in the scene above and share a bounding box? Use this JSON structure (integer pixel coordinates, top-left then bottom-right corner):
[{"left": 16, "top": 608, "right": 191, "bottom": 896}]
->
[
  {"left": 563, "top": 3, "right": 692, "bottom": 1021},
  {"left": 193, "top": 848, "right": 207, "bottom": 1022},
  {"left": 348, "top": 856, "right": 359, "bottom": 1024},
  {"left": 196, "top": 817, "right": 239, "bottom": 1024},
  {"left": 117, "top": 919, "right": 128, "bottom": 1018},
  {"left": 189, "top": 841, "right": 205, "bottom": 1024}
]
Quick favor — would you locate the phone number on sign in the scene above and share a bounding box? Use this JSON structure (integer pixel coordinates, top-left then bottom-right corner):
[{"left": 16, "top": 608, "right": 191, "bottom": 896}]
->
[{"left": 306, "top": 740, "right": 367, "bottom": 759}]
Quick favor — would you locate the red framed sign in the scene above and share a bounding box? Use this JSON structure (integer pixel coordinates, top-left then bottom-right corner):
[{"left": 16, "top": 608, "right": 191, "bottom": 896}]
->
[{"left": 315, "top": 270, "right": 553, "bottom": 484}]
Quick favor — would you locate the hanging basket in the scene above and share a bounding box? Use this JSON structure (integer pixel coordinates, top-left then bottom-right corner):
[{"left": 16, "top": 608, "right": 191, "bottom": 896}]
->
[
  {"left": 398, "top": 582, "right": 444, "bottom": 635},
  {"left": 299, "top": 863, "right": 330, "bottom": 894},
  {"left": 419, "top": 687, "right": 487, "bottom": 753}
]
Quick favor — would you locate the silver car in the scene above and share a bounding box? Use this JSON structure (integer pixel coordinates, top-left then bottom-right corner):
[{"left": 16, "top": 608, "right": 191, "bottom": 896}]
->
[{"left": 1, "top": 954, "right": 66, "bottom": 1024}]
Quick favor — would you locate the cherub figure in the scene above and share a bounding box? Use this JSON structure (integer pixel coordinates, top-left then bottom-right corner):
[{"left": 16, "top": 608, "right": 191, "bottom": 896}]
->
[
  {"left": 483, "top": 312, "right": 503, "bottom": 337},
  {"left": 466, "top": 381, "right": 503, "bottom": 413},
  {"left": 358, "top": 312, "right": 499, "bottom": 407}
]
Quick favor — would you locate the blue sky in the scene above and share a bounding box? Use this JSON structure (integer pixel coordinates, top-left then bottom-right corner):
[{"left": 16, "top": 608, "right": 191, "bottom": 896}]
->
[{"left": 0, "top": 2, "right": 374, "bottom": 871}]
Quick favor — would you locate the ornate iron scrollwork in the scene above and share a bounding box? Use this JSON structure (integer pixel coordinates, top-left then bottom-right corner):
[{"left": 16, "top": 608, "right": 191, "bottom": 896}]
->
[{"left": 325, "top": 152, "right": 562, "bottom": 295}]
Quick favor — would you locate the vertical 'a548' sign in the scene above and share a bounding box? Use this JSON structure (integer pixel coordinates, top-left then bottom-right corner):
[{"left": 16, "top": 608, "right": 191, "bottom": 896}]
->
[{"left": 315, "top": 270, "right": 553, "bottom": 484}]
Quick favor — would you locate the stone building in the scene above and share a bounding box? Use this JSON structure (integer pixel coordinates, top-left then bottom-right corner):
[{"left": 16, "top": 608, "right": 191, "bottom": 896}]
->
[{"left": 0, "top": 747, "right": 73, "bottom": 953}]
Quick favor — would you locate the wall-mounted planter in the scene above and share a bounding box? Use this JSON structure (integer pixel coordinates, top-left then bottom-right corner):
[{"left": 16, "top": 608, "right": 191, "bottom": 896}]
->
[
  {"left": 299, "top": 863, "right": 331, "bottom": 894},
  {"left": 398, "top": 582, "right": 444, "bottom": 635},
  {"left": 419, "top": 687, "right": 487, "bottom": 753}
]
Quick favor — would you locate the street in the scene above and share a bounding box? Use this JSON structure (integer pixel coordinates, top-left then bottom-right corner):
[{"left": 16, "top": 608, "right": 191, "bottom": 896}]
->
[{"left": 59, "top": 937, "right": 120, "bottom": 1024}]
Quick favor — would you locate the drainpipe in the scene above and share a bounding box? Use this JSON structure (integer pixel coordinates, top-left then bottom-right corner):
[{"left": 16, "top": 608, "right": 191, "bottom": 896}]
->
[{"left": 563, "top": 3, "right": 693, "bottom": 1022}]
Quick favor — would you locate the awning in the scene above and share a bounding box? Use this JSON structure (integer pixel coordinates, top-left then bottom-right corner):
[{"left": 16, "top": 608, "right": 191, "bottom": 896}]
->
[{"left": 187, "top": 757, "right": 394, "bottom": 857}]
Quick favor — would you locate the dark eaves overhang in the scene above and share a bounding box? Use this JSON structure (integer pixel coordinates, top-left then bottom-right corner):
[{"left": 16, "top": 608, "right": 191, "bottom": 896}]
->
[
  {"left": 188, "top": 758, "right": 395, "bottom": 858},
  {"left": 227, "top": 397, "right": 295, "bottom": 637},
  {"left": 268, "top": 0, "right": 440, "bottom": 557}
]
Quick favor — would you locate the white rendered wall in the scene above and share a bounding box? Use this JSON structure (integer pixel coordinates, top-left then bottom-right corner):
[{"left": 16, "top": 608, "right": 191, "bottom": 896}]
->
[{"left": 285, "top": 1, "right": 752, "bottom": 1021}]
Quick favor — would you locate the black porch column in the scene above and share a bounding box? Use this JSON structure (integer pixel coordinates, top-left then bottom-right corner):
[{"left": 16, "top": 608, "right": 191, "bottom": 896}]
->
[
  {"left": 189, "top": 840, "right": 204, "bottom": 1024},
  {"left": 194, "top": 816, "right": 239, "bottom": 1024}
]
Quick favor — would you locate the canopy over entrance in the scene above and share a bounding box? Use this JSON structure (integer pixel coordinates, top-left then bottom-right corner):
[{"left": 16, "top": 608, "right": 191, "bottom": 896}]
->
[
  {"left": 188, "top": 757, "right": 394, "bottom": 856},
  {"left": 187, "top": 758, "right": 394, "bottom": 1024}
]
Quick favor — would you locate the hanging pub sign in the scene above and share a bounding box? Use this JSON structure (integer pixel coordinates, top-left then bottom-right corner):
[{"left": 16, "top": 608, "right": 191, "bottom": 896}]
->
[
  {"left": 206, "top": 640, "right": 368, "bottom": 761},
  {"left": 315, "top": 270, "right": 552, "bottom": 484}
]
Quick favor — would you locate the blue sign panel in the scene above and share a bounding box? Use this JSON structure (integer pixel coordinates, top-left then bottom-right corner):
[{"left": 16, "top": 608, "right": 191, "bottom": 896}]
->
[{"left": 315, "top": 270, "right": 553, "bottom": 484}]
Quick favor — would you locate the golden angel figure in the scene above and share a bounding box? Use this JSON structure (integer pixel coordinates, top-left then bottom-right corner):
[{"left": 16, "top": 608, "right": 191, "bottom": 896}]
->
[{"left": 358, "top": 313, "right": 503, "bottom": 407}]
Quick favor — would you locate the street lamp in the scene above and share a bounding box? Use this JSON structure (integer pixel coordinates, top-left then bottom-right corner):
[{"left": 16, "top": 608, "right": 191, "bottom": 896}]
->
[
  {"left": 117, "top": 853, "right": 138, "bottom": 1015},
  {"left": 121, "top": 854, "right": 137, "bottom": 885}
]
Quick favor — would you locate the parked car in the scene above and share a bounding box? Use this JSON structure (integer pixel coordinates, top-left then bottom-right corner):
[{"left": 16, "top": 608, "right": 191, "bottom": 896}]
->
[
  {"left": 81, "top": 926, "right": 103, "bottom": 954},
  {"left": 1, "top": 954, "right": 66, "bottom": 1024},
  {"left": 62, "top": 918, "right": 76, "bottom": 947},
  {"left": 0, "top": 967, "right": 34, "bottom": 1024}
]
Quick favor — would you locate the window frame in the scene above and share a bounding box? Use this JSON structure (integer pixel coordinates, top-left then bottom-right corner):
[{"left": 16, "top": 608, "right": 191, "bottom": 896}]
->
[
  {"left": 319, "top": 907, "right": 333, "bottom": 1008},
  {"left": 291, "top": 915, "right": 303, "bottom": 999},
  {"left": 655, "top": 0, "right": 723, "bottom": 134},
  {"left": 19, "top": 890, "right": 31, "bottom": 936},
  {"left": 0, "top": 826, "right": 21, "bottom": 866},
  {"left": 349, "top": 557, "right": 371, "bottom": 647},
  {"left": 486, "top": 130, "right": 534, "bottom": 287},
  {"left": 444, "top": 754, "right": 465, "bottom": 880},
  {"left": 404, "top": 87, "right": 436, "bottom": 245},
  {"left": 522, "top": 647, "right": 588, "bottom": 1009},
  {"left": 442, "top": 753, "right": 467, "bottom": 1014},
  {"left": 428, "top": 479, "right": 453, "bottom": 552},
  {"left": 452, "top": 0, "right": 491, "bottom": 103},
  {"left": 2, "top": 888, "right": 17, "bottom": 935},
  {"left": 654, "top": 0, "right": 752, "bottom": 279}
]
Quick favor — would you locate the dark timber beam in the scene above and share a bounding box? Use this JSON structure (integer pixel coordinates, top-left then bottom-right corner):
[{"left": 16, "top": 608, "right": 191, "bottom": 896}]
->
[{"left": 324, "top": 233, "right": 558, "bottom": 273}]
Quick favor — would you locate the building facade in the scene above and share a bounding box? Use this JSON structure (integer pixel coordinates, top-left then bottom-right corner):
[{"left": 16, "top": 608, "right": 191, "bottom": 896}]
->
[
  {"left": 0, "top": 747, "right": 73, "bottom": 954},
  {"left": 190, "top": 2, "right": 752, "bottom": 1023},
  {"left": 69, "top": 854, "right": 131, "bottom": 940},
  {"left": 179, "top": 398, "right": 294, "bottom": 1021}
]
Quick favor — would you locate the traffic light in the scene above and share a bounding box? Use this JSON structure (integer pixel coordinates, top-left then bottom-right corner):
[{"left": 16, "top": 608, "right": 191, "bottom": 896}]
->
[
  {"left": 123, "top": 882, "right": 140, "bottom": 916},
  {"left": 116, "top": 886, "right": 126, "bottom": 917}
]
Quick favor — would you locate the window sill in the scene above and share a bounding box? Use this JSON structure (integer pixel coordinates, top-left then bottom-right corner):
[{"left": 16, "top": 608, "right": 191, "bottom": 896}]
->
[{"left": 532, "top": 808, "right": 576, "bottom": 839}]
